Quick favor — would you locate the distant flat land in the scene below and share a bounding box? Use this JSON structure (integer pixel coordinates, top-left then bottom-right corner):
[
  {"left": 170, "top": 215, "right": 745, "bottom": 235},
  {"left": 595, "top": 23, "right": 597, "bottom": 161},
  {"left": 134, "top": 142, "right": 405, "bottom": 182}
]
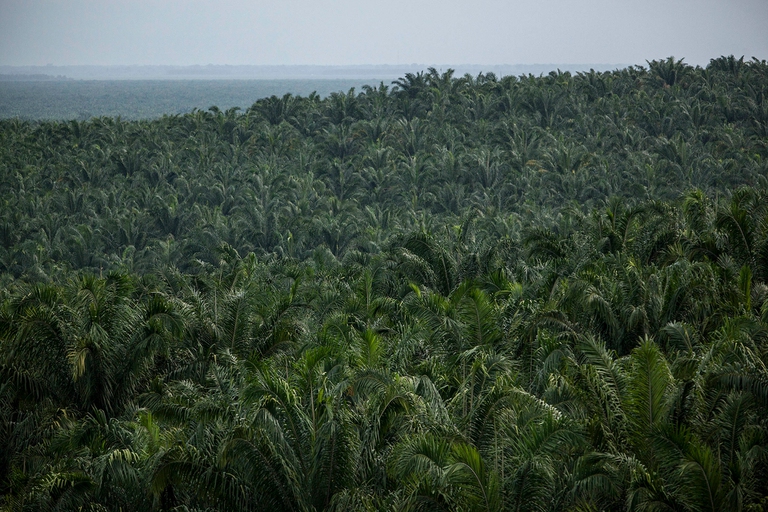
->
[{"left": 0, "top": 79, "right": 381, "bottom": 120}]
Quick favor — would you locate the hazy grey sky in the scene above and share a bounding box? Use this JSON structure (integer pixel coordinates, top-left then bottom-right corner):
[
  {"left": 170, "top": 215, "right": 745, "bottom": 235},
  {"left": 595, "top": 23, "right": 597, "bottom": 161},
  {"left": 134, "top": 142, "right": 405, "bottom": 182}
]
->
[{"left": 1, "top": 0, "right": 766, "bottom": 66}]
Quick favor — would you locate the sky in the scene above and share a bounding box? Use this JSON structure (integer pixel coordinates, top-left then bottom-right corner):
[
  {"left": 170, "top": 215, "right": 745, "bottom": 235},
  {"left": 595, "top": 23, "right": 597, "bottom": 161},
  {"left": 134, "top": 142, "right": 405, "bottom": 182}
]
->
[{"left": 1, "top": 0, "right": 767, "bottom": 67}]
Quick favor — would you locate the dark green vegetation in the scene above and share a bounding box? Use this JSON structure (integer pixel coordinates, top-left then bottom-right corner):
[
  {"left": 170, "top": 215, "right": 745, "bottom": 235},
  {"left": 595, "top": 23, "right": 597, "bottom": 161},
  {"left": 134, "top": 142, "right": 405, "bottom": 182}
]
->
[
  {"left": 1, "top": 56, "right": 768, "bottom": 511},
  {"left": 0, "top": 79, "right": 376, "bottom": 120}
]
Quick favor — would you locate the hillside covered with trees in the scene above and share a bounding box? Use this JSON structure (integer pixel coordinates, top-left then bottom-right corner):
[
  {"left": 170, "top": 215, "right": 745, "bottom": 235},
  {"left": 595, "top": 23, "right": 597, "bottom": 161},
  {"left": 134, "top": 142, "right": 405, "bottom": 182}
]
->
[{"left": 1, "top": 56, "right": 768, "bottom": 511}]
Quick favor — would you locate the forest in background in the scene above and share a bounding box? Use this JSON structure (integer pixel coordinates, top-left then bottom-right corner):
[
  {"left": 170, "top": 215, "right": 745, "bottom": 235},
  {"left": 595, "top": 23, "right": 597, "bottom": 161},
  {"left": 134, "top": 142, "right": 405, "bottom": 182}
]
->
[
  {"left": 1, "top": 56, "right": 768, "bottom": 511},
  {"left": 0, "top": 79, "right": 376, "bottom": 121}
]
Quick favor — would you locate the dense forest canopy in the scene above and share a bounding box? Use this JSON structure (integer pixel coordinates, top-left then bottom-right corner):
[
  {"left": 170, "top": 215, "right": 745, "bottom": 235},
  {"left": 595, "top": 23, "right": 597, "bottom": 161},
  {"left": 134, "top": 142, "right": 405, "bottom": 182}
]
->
[{"left": 1, "top": 56, "right": 768, "bottom": 511}]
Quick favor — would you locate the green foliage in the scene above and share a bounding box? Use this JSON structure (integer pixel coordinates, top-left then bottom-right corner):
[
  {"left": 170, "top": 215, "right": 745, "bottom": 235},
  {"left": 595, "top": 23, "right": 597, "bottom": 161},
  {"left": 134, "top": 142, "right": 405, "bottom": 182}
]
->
[{"left": 2, "top": 58, "right": 768, "bottom": 510}]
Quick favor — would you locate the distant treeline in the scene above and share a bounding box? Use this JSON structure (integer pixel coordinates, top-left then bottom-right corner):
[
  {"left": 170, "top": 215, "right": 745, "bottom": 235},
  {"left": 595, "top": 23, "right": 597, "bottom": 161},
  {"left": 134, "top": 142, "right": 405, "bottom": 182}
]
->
[
  {"left": 0, "top": 79, "right": 378, "bottom": 120},
  {"left": 0, "top": 63, "right": 624, "bottom": 80},
  {"left": 0, "top": 73, "right": 71, "bottom": 81}
]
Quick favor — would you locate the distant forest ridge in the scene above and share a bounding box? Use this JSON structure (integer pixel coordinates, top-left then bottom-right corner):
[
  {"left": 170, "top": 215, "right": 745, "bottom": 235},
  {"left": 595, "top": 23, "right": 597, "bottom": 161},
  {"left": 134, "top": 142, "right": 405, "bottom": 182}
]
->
[
  {"left": 0, "top": 73, "right": 73, "bottom": 81},
  {"left": 0, "top": 63, "right": 627, "bottom": 80}
]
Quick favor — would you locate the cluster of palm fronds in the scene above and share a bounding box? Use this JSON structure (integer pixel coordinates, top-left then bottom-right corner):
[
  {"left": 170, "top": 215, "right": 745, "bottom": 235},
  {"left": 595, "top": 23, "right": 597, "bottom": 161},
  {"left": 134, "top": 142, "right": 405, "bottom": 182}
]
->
[{"left": 1, "top": 56, "right": 768, "bottom": 510}]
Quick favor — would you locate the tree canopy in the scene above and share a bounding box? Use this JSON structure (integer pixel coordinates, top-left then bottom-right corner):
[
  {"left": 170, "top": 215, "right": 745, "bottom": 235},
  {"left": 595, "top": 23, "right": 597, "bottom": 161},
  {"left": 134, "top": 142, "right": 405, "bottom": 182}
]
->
[{"left": 1, "top": 56, "right": 768, "bottom": 511}]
